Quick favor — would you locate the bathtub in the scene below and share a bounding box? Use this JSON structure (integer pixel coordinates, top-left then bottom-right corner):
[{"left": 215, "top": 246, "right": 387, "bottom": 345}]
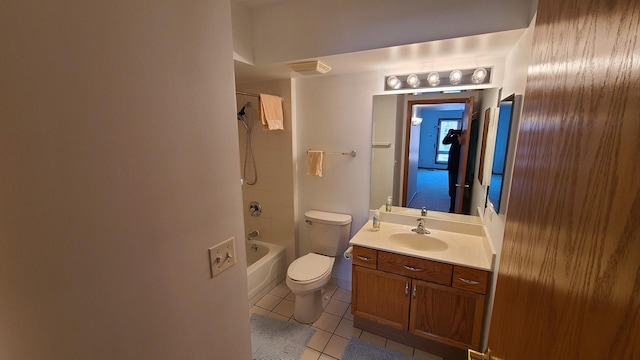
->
[{"left": 246, "top": 240, "right": 286, "bottom": 304}]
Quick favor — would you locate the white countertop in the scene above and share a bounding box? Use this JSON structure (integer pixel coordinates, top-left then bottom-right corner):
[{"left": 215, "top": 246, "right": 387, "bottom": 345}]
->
[{"left": 349, "top": 220, "right": 494, "bottom": 271}]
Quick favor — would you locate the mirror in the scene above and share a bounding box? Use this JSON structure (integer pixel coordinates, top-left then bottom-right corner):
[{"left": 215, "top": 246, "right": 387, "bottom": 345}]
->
[
  {"left": 370, "top": 91, "right": 492, "bottom": 223},
  {"left": 487, "top": 94, "right": 522, "bottom": 213}
]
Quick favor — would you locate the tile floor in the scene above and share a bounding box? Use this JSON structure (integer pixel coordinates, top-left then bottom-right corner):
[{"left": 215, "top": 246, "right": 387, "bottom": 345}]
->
[{"left": 249, "top": 280, "right": 444, "bottom": 360}]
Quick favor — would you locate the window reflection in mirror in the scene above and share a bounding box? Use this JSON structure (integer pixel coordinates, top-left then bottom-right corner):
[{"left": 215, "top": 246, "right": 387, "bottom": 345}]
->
[{"left": 487, "top": 94, "right": 521, "bottom": 213}]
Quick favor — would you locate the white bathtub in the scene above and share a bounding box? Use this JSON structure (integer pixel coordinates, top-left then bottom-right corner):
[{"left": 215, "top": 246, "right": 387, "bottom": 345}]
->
[{"left": 246, "top": 240, "right": 286, "bottom": 304}]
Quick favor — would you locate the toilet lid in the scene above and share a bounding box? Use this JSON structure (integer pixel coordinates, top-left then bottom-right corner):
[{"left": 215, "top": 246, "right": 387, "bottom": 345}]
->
[{"left": 288, "top": 253, "right": 332, "bottom": 282}]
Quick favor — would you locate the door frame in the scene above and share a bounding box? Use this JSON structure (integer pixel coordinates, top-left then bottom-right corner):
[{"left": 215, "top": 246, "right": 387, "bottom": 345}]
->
[{"left": 402, "top": 97, "right": 474, "bottom": 213}]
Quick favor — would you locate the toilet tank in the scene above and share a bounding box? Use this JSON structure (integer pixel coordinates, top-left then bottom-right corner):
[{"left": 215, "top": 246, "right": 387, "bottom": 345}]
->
[{"left": 305, "top": 210, "right": 352, "bottom": 256}]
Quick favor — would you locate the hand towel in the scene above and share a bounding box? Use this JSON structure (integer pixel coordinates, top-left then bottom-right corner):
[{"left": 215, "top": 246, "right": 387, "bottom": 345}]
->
[
  {"left": 306, "top": 150, "right": 323, "bottom": 177},
  {"left": 259, "top": 93, "right": 284, "bottom": 130}
]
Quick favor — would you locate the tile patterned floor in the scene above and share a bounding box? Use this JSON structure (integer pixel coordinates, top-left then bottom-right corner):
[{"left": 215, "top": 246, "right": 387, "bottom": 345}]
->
[{"left": 249, "top": 281, "right": 444, "bottom": 360}]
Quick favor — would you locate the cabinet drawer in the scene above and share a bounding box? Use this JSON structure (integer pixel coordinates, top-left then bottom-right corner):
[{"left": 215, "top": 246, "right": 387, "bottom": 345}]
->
[
  {"left": 452, "top": 266, "right": 489, "bottom": 294},
  {"left": 378, "top": 251, "right": 452, "bottom": 286},
  {"left": 352, "top": 246, "right": 378, "bottom": 269}
]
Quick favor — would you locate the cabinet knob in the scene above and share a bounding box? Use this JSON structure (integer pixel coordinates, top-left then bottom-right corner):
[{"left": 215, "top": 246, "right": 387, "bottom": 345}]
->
[
  {"left": 412, "top": 284, "right": 417, "bottom": 299},
  {"left": 405, "top": 282, "right": 409, "bottom": 296}
]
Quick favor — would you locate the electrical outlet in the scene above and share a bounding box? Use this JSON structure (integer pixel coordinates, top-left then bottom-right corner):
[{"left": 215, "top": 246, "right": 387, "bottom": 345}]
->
[{"left": 208, "top": 237, "right": 236, "bottom": 278}]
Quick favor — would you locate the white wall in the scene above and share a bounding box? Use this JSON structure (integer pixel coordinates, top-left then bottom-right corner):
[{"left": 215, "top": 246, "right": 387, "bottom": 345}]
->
[
  {"left": 294, "top": 72, "right": 380, "bottom": 288},
  {"left": 481, "top": 14, "right": 536, "bottom": 349},
  {"left": 231, "top": 0, "right": 255, "bottom": 64},
  {"left": 236, "top": 79, "right": 296, "bottom": 266},
  {"left": 251, "top": 0, "right": 535, "bottom": 64},
  {"left": 0, "top": 1, "right": 252, "bottom": 359},
  {"left": 371, "top": 95, "right": 399, "bottom": 209},
  {"left": 470, "top": 87, "right": 501, "bottom": 214}
]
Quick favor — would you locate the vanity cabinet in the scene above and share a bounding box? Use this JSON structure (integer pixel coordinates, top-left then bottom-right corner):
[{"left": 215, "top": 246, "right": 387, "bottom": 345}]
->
[
  {"left": 352, "top": 265, "right": 409, "bottom": 330},
  {"left": 351, "top": 246, "right": 489, "bottom": 352}
]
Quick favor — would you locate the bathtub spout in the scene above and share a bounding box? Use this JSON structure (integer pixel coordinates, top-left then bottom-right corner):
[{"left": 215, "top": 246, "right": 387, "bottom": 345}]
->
[{"left": 247, "top": 230, "right": 259, "bottom": 241}]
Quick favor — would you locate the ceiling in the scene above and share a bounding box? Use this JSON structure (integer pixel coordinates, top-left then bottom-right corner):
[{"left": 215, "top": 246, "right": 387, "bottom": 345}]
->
[
  {"left": 232, "top": 0, "right": 529, "bottom": 84},
  {"left": 234, "top": 28, "right": 526, "bottom": 84}
]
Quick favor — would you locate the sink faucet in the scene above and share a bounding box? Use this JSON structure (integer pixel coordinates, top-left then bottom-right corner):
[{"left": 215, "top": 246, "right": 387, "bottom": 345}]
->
[{"left": 412, "top": 218, "right": 430, "bottom": 234}]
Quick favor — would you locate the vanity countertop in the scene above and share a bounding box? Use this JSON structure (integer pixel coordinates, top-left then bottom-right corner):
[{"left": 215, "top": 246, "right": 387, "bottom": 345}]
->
[{"left": 349, "top": 220, "right": 494, "bottom": 271}]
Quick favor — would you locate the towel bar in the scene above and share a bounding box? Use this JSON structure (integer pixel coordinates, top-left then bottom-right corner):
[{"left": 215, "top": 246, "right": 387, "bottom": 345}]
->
[{"left": 307, "top": 149, "right": 356, "bottom": 157}]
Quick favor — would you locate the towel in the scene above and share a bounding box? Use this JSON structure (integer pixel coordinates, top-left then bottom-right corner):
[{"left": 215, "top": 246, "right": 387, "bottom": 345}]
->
[
  {"left": 306, "top": 150, "right": 323, "bottom": 177},
  {"left": 259, "top": 93, "right": 284, "bottom": 130}
]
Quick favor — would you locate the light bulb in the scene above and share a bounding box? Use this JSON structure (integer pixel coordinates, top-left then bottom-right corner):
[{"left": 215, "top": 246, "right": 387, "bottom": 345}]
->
[
  {"left": 386, "top": 76, "right": 401, "bottom": 89},
  {"left": 472, "top": 68, "right": 487, "bottom": 83},
  {"left": 427, "top": 72, "right": 440, "bottom": 86},
  {"left": 406, "top": 74, "right": 420, "bottom": 88},
  {"left": 449, "top": 70, "right": 462, "bottom": 85}
]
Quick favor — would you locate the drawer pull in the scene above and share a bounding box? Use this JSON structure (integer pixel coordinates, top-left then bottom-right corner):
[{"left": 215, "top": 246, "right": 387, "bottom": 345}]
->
[
  {"left": 403, "top": 265, "right": 423, "bottom": 272},
  {"left": 356, "top": 255, "right": 372, "bottom": 262},
  {"left": 405, "top": 282, "right": 409, "bottom": 296},
  {"left": 458, "top": 277, "right": 481, "bottom": 285}
]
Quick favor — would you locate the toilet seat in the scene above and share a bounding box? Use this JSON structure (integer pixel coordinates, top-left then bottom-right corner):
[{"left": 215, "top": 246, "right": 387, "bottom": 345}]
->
[{"left": 287, "top": 253, "right": 332, "bottom": 284}]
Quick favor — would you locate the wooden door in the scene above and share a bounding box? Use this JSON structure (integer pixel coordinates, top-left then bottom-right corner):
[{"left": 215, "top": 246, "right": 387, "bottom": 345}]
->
[
  {"left": 453, "top": 98, "right": 473, "bottom": 213},
  {"left": 410, "top": 280, "right": 484, "bottom": 351},
  {"left": 485, "top": 0, "right": 640, "bottom": 358},
  {"left": 352, "top": 266, "right": 410, "bottom": 331}
]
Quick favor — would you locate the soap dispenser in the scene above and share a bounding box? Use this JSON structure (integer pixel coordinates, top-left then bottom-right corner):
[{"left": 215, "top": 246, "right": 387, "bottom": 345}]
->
[{"left": 385, "top": 196, "right": 392, "bottom": 212}]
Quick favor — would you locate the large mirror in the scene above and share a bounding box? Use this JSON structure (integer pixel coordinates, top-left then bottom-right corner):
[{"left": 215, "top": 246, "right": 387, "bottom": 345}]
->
[
  {"left": 487, "top": 94, "right": 522, "bottom": 213},
  {"left": 370, "top": 89, "right": 514, "bottom": 223}
]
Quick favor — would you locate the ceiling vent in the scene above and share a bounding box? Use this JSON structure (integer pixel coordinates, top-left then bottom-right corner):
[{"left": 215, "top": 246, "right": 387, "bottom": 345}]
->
[{"left": 288, "top": 60, "right": 331, "bottom": 75}]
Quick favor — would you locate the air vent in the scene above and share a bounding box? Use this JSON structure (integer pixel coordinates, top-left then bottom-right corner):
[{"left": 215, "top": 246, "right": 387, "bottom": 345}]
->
[{"left": 288, "top": 60, "right": 331, "bottom": 75}]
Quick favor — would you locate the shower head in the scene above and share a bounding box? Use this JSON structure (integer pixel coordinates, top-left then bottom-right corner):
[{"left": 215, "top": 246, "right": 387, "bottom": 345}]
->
[
  {"left": 237, "top": 101, "right": 252, "bottom": 131},
  {"left": 237, "top": 101, "right": 252, "bottom": 120}
]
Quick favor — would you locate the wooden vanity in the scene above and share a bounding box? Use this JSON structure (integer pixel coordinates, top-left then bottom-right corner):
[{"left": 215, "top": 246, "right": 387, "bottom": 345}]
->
[{"left": 348, "top": 219, "right": 493, "bottom": 360}]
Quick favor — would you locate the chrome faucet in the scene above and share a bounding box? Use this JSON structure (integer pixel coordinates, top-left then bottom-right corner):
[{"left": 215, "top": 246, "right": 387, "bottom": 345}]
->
[
  {"left": 412, "top": 218, "right": 430, "bottom": 234},
  {"left": 421, "top": 207, "right": 427, "bottom": 216},
  {"left": 247, "top": 230, "right": 259, "bottom": 241}
]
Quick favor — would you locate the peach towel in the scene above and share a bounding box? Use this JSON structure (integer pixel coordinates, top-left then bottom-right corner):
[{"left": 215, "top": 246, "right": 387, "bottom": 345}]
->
[
  {"left": 259, "top": 93, "right": 284, "bottom": 130},
  {"left": 306, "top": 150, "right": 323, "bottom": 177}
]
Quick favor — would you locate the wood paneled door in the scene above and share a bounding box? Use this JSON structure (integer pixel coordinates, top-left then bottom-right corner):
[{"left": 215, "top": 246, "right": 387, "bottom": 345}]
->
[{"left": 484, "top": 0, "right": 640, "bottom": 358}]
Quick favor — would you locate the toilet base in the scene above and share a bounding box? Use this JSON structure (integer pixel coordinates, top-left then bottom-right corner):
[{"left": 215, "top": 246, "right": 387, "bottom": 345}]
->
[{"left": 293, "top": 290, "right": 324, "bottom": 324}]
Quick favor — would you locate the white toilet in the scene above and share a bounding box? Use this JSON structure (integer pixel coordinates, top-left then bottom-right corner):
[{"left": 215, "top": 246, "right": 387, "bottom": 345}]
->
[{"left": 286, "top": 210, "right": 352, "bottom": 323}]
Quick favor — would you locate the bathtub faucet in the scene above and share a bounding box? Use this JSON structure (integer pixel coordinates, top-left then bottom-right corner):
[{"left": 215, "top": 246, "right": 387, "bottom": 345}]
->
[{"left": 247, "top": 230, "right": 259, "bottom": 241}]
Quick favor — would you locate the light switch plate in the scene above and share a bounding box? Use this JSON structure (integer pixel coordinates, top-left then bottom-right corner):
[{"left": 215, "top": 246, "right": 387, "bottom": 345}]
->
[{"left": 208, "top": 237, "right": 236, "bottom": 278}]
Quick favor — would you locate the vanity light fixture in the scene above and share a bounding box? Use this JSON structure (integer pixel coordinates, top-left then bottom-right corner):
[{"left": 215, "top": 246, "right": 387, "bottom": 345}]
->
[
  {"left": 449, "top": 70, "right": 463, "bottom": 85},
  {"left": 386, "top": 75, "right": 402, "bottom": 89},
  {"left": 427, "top": 72, "right": 440, "bottom": 86},
  {"left": 471, "top": 67, "right": 488, "bottom": 84},
  {"left": 406, "top": 74, "right": 421, "bottom": 88},
  {"left": 383, "top": 67, "right": 492, "bottom": 91}
]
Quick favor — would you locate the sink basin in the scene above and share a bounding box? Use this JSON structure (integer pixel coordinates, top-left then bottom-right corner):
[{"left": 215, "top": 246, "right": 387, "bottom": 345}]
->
[{"left": 389, "top": 232, "right": 449, "bottom": 252}]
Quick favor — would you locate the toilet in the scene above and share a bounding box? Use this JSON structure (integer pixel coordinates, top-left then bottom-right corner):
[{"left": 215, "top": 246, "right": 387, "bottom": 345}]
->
[{"left": 286, "top": 210, "right": 352, "bottom": 323}]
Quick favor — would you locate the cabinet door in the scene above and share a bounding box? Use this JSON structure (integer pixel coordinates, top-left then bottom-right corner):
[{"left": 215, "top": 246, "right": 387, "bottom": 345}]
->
[
  {"left": 409, "top": 280, "right": 485, "bottom": 350},
  {"left": 352, "top": 266, "right": 410, "bottom": 330}
]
